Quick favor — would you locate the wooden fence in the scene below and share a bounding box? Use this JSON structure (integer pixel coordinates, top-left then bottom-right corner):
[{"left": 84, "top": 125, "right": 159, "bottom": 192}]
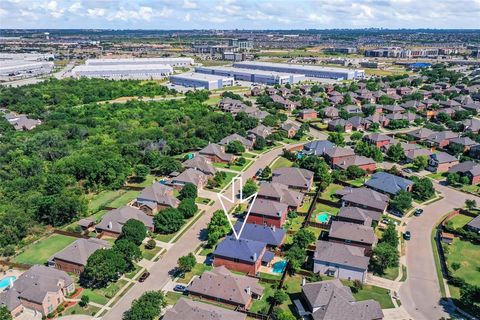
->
[
  {"left": 53, "top": 229, "right": 89, "bottom": 239},
  {"left": 0, "top": 260, "right": 31, "bottom": 270}
]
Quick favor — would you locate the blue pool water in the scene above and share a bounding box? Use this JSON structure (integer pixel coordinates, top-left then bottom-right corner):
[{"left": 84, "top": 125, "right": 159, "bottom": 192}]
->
[
  {"left": 0, "top": 276, "right": 16, "bottom": 290},
  {"left": 272, "top": 260, "right": 287, "bottom": 274},
  {"left": 316, "top": 212, "right": 330, "bottom": 223}
]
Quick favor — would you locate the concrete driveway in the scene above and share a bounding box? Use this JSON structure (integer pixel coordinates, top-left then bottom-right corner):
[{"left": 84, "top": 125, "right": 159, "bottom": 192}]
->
[
  {"left": 102, "top": 142, "right": 303, "bottom": 319},
  {"left": 399, "top": 182, "right": 480, "bottom": 320}
]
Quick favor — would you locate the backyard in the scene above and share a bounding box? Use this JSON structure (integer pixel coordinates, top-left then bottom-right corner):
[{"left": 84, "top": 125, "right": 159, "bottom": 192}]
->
[
  {"left": 249, "top": 281, "right": 276, "bottom": 314},
  {"left": 177, "top": 263, "right": 213, "bottom": 284},
  {"left": 213, "top": 159, "right": 253, "bottom": 172},
  {"left": 270, "top": 156, "right": 294, "bottom": 171},
  {"left": 445, "top": 238, "right": 480, "bottom": 287},
  {"left": 14, "top": 234, "right": 78, "bottom": 265},
  {"left": 446, "top": 213, "right": 473, "bottom": 230},
  {"left": 82, "top": 279, "right": 129, "bottom": 305},
  {"left": 320, "top": 183, "right": 343, "bottom": 201}
]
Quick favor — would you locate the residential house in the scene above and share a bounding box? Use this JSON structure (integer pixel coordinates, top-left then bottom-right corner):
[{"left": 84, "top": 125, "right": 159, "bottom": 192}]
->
[
  {"left": 301, "top": 279, "right": 383, "bottom": 320},
  {"left": 449, "top": 137, "right": 478, "bottom": 152},
  {"left": 406, "top": 128, "right": 436, "bottom": 141},
  {"left": 213, "top": 237, "right": 268, "bottom": 275},
  {"left": 248, "top": 125, "right": 273, "bottom": 140},
  {"left": 339, "top": 187, "right": 389, "bottom": 213},
  {"left": 183, "top": 155, "right": 216, "bottom": 176},
  {"left": 365, "top": 172, "right": 413, "bottom": 196},
  {"left": 328, "top": 221, "right": 377, "bottom": 255},
  {"left": 299, "top": 109, "right": 318, "bottom": 120},
  {"left": 187, "top": 266, "right": 264, "bottom": 310},
  {"left": 405, "top": 148, "right": 433, "bottom": 163},
  {"left": 365, "top": 114, "right": 390, "bottom": 128},
  {"left": 344, "top": 105, "right": 362, "bottom": 114},
  {"left": 247, "top": 198, "right": 288, "bottom": 228},
  {"left": 425, "top": 131, "right": 459, "bottom": 149},
  {"left": 281, "top": 123, "right": 300, "bottom": 138},
  {"left": 324, "top": 147, "right": 356, "bottom": 166},
  {"left": 233, "top": 222, "right": 286, "bottom": 248},
  {"left": 51, "top": 238, "right": 111, "bottom": 275},
  {"left": 363, "top": 133, "right": 394, "bottom": 148},
  {"left": 462, "top": 118, "right": 480, "bottom": 133},
  {"left": 163, "top": 298, "right": 246, "bottom": 320},
  {"left": 322, "top": 107, "right": 340, "bottom": 120},
  {"left": 427, "top": 152, "right": 460, "bottom": 173},
  {"left": 170, "top": 168, "right": 209, "bottom": 189},
  {"left": 328, "top": 119, "right": 353, "bottom": 132},
  {"left": 337, "top": 206, "right": 382, "bottom": 226},
  {"left": 467, "top": 215, "right": 480, "bottom": 233},
  {"left": 448, "top": 161, "right": 480, "bottom": 185},
  {"left": 272, "top": 167, "right": 314, "bottom": 191},
  {"left": 382, "top": 105, "right": 405, "bottom": 114},
  {"left": 334, "top": 155, "right": 377, "bottom": 172},
  {"left": 0, "top": 265, "right": 75, "bottom": 317},
  {"left": 348, "top": 116, "right": 370, "bottom": 131},
  {"left": 199, "top": 143, "right": 234, "bottom": 163},
  {"left": 401, "top": 100, "right": 426, "bottom": 111},
  {"left": 313, "top": 241, "right": 370, "bottom": 283},
  {"left": 257, "top": 181, "right": 304, "bottom": 210},
  {"left": 250, "top": 87, "right": 262, "bottom": 96},
  {"left": 303, "top": 140, "right": 336, "bottom": 156},
  {"left": 219, "top": 133, "right": 255, "bottom": 150},
  {"left": 95, "top": 206, "right": 154, "bottom": 238},
  {"left": 134, "top": 183, "right": 179, "bottom": 215},
  {"left": 4, "top": 113, "right": 41, "bottom": 131}
]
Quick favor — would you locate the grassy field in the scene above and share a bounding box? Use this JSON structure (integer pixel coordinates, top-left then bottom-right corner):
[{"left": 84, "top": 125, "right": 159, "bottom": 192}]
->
[
  {"left": 250, "top": 282, "right": 276, "bottom": 314},
  {"left": 124, "top": 175, "right": 155, "bottom": 188},
  {"left": 177, "top": 263, "right": 213, "bottom": 284},
  {"left": 353, "top": 284, "right": 395, "bottom": 309},
  {"left": 320, "top": 183, "right": 343, "bottom": 201},
  {"left": 208, "top": 171, "right": 237, "bottom": 191},
  {"left": 270, "top": 156, "right": 294, "bottom": 171},
  {"left": 346, "top": 178, "right": 366, "bottom": 187},
  {"left": 107, "top": 190, "right": 140, "bottom": 208},
  {"left": 88, "top": 190, "right": 124, "bottom": 212},
  {"left": 63, "top": 303, "right": 100, "bottom": 317},
  {"left": 165, "top": 291, "right": 184, "bottom": 306},
  {"left": 195, "top": 197, "right": 212, "bottom": 205},
  {"left": 213, "top": 159, "right": 252, "bottom": 172},
  {"left": 461, "top": 184, "right": 480, "bottom": 195},
  {"left": 313, "top": 201, "right": 340, "bottom": 216},
  {"left": 14, "top": 234, "right": 77, "bottom": 265},
  {"left": 82, "top": 279, "right": 129, "bottom": 305},
  {"left": 446, "top": 214, "right": 473, "bottom": 229},
  {"left": 375, "top": 266, "right": 399, "bottom": 281},
  {"left": 140, "top": 244, "right": 162, "bottom": 261},
  {"left": 279, "top": 274, "right": 303, "bottom": 317},
  {"left": 445, "top": 238, "right": 480, "bottom": 286},
  {"left": 427, "top": 172, "right": 446, "bottom": 181},
  {"left": 205, "top": 96, "right": 221, "bottom": 105}
]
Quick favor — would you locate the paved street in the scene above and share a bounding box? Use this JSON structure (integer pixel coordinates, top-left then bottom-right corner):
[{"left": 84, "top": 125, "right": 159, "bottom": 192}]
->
[
  {"left": 102, "top": 143, "right": 301, "bottom": 319},
  {"left": 399, "top": 182, "right": 480, "bottom": 320}
]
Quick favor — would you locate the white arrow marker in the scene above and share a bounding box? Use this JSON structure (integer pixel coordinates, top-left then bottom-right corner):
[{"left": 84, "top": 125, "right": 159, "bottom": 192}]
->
[{"left": 217, "top": 176, "right": 258, "bottom": 240}]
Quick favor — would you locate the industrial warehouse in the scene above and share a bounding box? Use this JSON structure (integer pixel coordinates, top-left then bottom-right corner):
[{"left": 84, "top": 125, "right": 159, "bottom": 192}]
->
[
  {"left": 71, "top": 64, "right": 173, "bottom": 80},
  {"left": 170, "top": 72, "right": 234, "bottom": 90},
  {"left": 0, "top": 60, "right": 54, "bottom": 81},
  {"left": 195, "top": 65, "right": 305, "bottom": 85},
  {"left": 84, "top": 57, "right": 194, "bottom": 67},
  {"left": 233, "top": 61, "right": 365, "bottom": 80}
]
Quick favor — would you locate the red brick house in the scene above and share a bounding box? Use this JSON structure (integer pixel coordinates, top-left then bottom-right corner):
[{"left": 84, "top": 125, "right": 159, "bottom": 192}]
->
[
  {"left": 299, "top": 109, "right": 318, "bottom": 120},
  {"left": 213, "top": 237, "right": 268, "bottom": 275},
  {"left": 328, "top": 221, "right": 377, "bottom": 256},
  {"left": 247, "top": 198, "right": 288, "bottom": 228},
  {"left": 363, "top": 133, "right": 394, "bottom": 149},
  {"left": 199, "top": 143, "right": 234, "bottom": 163},
  {"left": 323, "top": 147, "right": 356, "bottom": 166}
]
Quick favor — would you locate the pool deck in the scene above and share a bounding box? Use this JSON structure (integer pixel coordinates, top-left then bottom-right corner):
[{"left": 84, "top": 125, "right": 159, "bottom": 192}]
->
[
  {"left": 0, "top": 269, "right": 23, "bottom": 292},
  {"left": 259, "top": 256, "right": 284, "bottom": 275}
]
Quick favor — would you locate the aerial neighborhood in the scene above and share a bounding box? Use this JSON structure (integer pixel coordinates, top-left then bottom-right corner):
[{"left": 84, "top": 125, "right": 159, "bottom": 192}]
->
[{"left": 0, "top": 26, "right": 480, "bottom": 320}]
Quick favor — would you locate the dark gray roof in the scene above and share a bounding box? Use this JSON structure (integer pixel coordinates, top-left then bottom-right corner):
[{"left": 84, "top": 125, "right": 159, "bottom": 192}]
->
[
  {"left": 52, "top": 238, "right": 110, "bottom": 266},
  {"left": 450, "top": 137, "right": 477, "bottom": 147},
  {"left": 214, "top": 237, "right": 265, "bottom": 263},
  {"left": 335, "top": 155, "right": 375, "bottom": 170},
  {"left": 219, "top": 133, "right": 254, "bottom": 149},
  {"left": 183, "top": 155, "right": 216, "bottom": 175},
  {"left": 96, "top": 206, "right": 154, "bottom": 234},
  {"left": 136, "top": 183, "right": 179, "bottom": 208},
  {"left": 448, "top": 161, "right": 479, "bottom": 174},
  {"left": 324, "top": 147, "right": 355, "bottom": 158},
  {"left": 233, "top": 222, "right": 286, "bottom": 247},
  {"left": 430, "top": 152, "right": 458, "bottom": 164},
  {"left": 250, "top": 198, "right": 288, "bottom": 218},
  {"left": 467, "top": 215, "right": 480, "bottom": 230},
  {"left": 365, "top": 172, "right": 413, "bottom": 196},
  {"left": 338, "top": 206, "right": 382, "bottom": 225},
  {"left": 341, "top": 187, "right": 390, "bottom": 211},
  {"left": 257, "top": 182, "right": 304, "bottom": 207},
  {"left": 272, "top": 167, "right": 314, "bottom": 189},
  {"left": 199, "top": 143, "right": 234, "bottom": 162},
  {"left": 303, "top": 140, "right": 336, "bottom": 156},
  {"left": 314, "top": 240, "right": 370, "bottom": 270},
  {"left": 329, "top": 221, "right": 377, "bottom": 245},
  {"left": 163, "top": 298, "right": 246, "bottom": 320},
  {"left": 303, "top": 279, "right": 354, "bottom": 309},
  {"left": 406, "top": 128, "right": 435, "bottom": 139}
]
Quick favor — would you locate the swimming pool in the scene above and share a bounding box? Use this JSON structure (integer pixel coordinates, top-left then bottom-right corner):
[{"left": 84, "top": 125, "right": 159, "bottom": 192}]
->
[
  {"left": 316, "top": 212, "right": 330, "bottom": 223},
  {"left": 272, "top": 260, "right": 287, "bottom": 274},
  {"left": 0, "top": 276, "right": 16, "bottom": 290}
]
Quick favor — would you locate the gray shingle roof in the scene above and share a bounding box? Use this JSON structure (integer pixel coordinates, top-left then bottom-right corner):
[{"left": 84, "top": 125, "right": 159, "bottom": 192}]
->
[
  {"left": 314, "top": 240, "right": 370, "bottom": 270},
  {"left": 329, "top": 221, "right": 377, "bottom": 245},
  {"left": 338, "top": 206, "right": 382, "bottom": 225},
  {"left": 52, "top": 238, "right": 110, "bottom": 266},
  {"left": 341, "top": 187, "right": 390, "bottom": 211},
  {"left": 199, "top": 143, "right": 234, "bottom": 162},
  {"left": 467, "top": 215, "right": 480, "bottom": 230},
  {"left": 303, "top": 140, "right": 336, "bottom": 156},
  {"left": 214, "top": 237, "right": 266, "bottom": 263},
  {"left": 335, "top": 155, "right": 376, "bottom": 170},
  {"left": 219, "top": 133, "right": 254, "bottom": 149},
  {"left": 96, "top": 206, "right": 154, "bottom": 234},
  {"left": 250, "top": 198, "right": 288, "bottom": 218},
  {"left": 136, "top": 183, "right": 179, "bottom": 208},
  {"left": 163, "top": 298, "right": 246, "bottom": 320},
  {"left": 187, "top": 266, "right": 264, "bottom": 306},
  {"left": 183, "top": 155, "right": 216, "bottom": 175},
  {"left": 233, "top": 222, "right": 286, "bottom": 247},
  {"left": 272, "top": 167, "right": 314, "bottom": 189},
  {"left": 365, "top": 172, "right": 413, "bottom": 195},
  {"left": 257, "top": 182, "right": 304, "bottom": 208}
]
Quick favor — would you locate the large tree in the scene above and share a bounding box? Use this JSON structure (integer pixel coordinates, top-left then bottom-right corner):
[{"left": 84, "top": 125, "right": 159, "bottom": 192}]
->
[
  {"left": 370, "top": 242, "right": 399, "bottom": 274},
  {"left": 121, "top": 219, "right": 147, "bottom": 245},
  {"left": 178, "top": 198, "right": 198, "bottom": 219},
  {"left": 386, "top": 143, "right": 405, "bottom": 162},
  {"left": 81, "top": 249, "right": 128, "bottom": 288},
  {"left": 412, "top": 177, "right": 435, "bottom": 201},
  {"left": 177, "top": 253, "right": 196, "bottom": 273},
  {"left": 179, "top": 183, "right": 197, "bottom": 200},
  {"left": 114, "top": 239, "right": 142, "bottom": 265},
  {"left": 153, "top": 208, "right": 185, "bottom": 234},
  {"left": 123, "top": 291, "right": 166, "bottom": 320},
  {"left": 242, "top": 178, "right": 258, "bottom": 198},
  {"left": 390, "top": 190, "right": 412, "bottom": 213}
]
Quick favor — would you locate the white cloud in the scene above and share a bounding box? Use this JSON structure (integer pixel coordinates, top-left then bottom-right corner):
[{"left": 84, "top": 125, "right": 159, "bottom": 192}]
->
[
  {"left": 184, "top": 13, "right": 191, "bottom": 21},
  {"left": 87, "top": 7, "right": 106, "bottom": 17},
  {"left": 44, "top": 0, "right": 65, "bottom": 18},
  {"left": 68, "top": 2, "right": 82, "bottom": 14},
  {"left": 216, "top": 0, "right": 242, "bottom": 15},
  {"left": 182, "top": 0, "right": 198, "bottom": 9}
]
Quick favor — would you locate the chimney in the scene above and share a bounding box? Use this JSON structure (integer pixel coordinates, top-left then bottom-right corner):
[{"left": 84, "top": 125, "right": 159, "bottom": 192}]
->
[
  {"left": 302, "top": 277, "right": 306, "bottom": 287},
  {"left": 246, "top": 286, "right": 251, "bottom": 295}
]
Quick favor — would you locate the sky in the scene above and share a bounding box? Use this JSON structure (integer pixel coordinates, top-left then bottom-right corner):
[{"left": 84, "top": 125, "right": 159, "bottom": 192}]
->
[{"left": 0, "top": 0, "right": 480, "bottom": 30}]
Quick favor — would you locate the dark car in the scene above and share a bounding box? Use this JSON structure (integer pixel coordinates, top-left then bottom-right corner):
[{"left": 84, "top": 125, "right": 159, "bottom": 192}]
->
[
  {"left": 414, "top": 208, "right": 424, "bottom": 216},
  {"left": 404, "top": 231, "right": 411, "bottom": 240},
  {"left": 174, "top": 285, "right": 187, "bottom": 292},
  {"left": 390, "top": 208, "right": 404, "bottom": 217},
  {"left": 402, "top": 168, "right": 413, "bottom": 174},
  {"left": 139, "top": 272, "right": 150, "bottom": 282}
]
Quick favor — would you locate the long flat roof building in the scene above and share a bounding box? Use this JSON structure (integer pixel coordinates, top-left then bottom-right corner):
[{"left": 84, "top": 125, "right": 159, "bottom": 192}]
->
[
  {"left": 85, "top": 57, "right": 193, "bottom": 67},
  {"left": 0, "top": 60, "right": 54, "bottom": 80},
  {"left": 195, "top": 65, "right": 305, "bottom": 85},
  {"left": 170, "top": 72, "right": 234, "bottom": 90},
  {"left": 71, "top": 64, "right": 173, "bottom": 80},
  {"left": 233, "top": 61, "right": 364, "bottom": 80}
]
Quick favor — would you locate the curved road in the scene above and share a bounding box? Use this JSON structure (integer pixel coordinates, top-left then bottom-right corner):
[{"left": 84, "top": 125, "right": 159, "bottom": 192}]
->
[
  {"left": 102, "top": 142, "right": 307, "bottom": 319},
  {"left": 399, "top": 181, "right": 480, "bottom": 320}
]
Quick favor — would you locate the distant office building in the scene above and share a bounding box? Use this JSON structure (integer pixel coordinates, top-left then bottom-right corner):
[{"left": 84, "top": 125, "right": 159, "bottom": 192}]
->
[
  {"left": 170, "top": 72, "right": 234, "bottom": 90},
  {"left": 229, "top": 38, "right": 253, "bottom": 51},
  {"left": 222, "top": 52, "right": 245, "bottom": 61},
  {"left": 85, "top": 57, "right": 193, "bottom": 67},
  {"left": 71, "top": 64, "right": 173, "bottom": 80},
  {"left": 195, "top": 66, "right": 305, "bottom": 85},
  {"left": 324, "top": 47, "right": 358, "bottom": 54},
  {"left": 233, "top": 61, "right": 364, "bottom": 80}
]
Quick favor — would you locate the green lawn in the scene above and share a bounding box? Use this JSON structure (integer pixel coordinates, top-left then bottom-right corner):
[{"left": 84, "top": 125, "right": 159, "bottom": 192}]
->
[
  {"left": 374, "top": 266, "right": 399, "bottom": 281},
  {"left": 209, "top": 171, "right": 237, "bottom": 191},
  {"left": 125, "top": 174, "right": 156, "bottom": 188},
  {"left": 427, "top": 172, "right": 446, "bottom": 181},
  {"left": 155, "top": 233, "right": 176, "bottom": 243},
  {"left": 346, "top": 178, "right": 366, "bottom": 187},
  {"left": 107, "top": 190, "right": 140, "bottom": 208},
  {"left": 140, "top": 244, "right": 162, "bottom": 261},
  {"left": 14, "top": 234, "right": 78, "bottom": 265},
  {"left": 250, "top": 282, "right": 276, "bottom": 314},
  {"left": 258, "top": 272, "right": 283, "bottom": 281},
  {"left": 195, "top": 197, "right": 212, "bottom": 205},
  {"left": 177, "top": 263, "right": 213, "bottom": 284},
  {"left": 199, "top": 247, "right": 214, "bottom": 256},
  {"left": 82, "top": 279, "right": 128, "bottom": 305},
  {"left": 270, "top": 156, "right": 294, "bottom": 171},
  {"left": 313, "top": 202, "right": 340, "bottom": 216},
  {"left": 241, "top": 152, "right": 257, "bottom": 159},
  {"left": 446, "top": 214, "right": 473, "bottom": 230},
  {"left": 279, "top": 275, "right": 303, "bottom": 318},
  {"left": 461, "top": 184, "right": 480, "bottom": 195},
  {"left": 125, "top": 264, "right": 142, "bottom": 279},
  {"left": 445, "top": 238, "right": 480, "bottom": 286},
  {"left": 63, "top": 303, "right": 100, "bottom": 317},
  {"left": 305, "top": 226, "right": 325, "bottom": 240},
  {"left": 205, "top": 96, "right": 221, "bottom": 106},
  {"left": 344, "top": 282, "right": 395, "bottom": 309},
  {"left": 165, "top": 291, "right": 184, "bottom": 306},
  {"left": 321, "top": 183, "right": 343, "bottom": 201},
  {"left": 213, "top": 159, "right": 252, "bottom": 172},
  {"left": 298, "top": 195, "right": 314, "bottom": 213},
  {"left": 88, "top": 190, "right": 124, "bottom": 212}
]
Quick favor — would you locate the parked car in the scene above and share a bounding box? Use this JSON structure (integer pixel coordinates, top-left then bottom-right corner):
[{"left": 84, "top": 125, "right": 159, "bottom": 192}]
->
[
  {"left": 174, "top": 285, "right": 187, "bottom": 292},
  {"left": 390, "top": 208, "right": 404, "bottom": 217},
  {"left": 404, "top": 231, "right": 411, "bottom": 240},
  {"left": 403, "top": 168, "right": 413, "bottom": 174},
  {"left": 139, "top": 272, "right": 150, "bottom": 282},
  {"left": 414, "top": 208, "right": 424, "bottom": 216}
]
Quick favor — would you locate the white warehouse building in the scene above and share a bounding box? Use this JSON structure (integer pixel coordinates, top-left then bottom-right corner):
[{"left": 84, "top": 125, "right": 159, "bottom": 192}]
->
[
  {"left": 233, "top": 61, "right": 365, "bottom": 80},
  {"left": 0, "top": 60, "right": 54, "bottom": 81},
  {"left": 170, "top": 72, "right": 234, "bottom": 90},
  {"left": 71, "top": 64, "right": 173, "bottom": 80},
  {"left": 85, "top": 57, "right": 194, "bottom": 67},
  {"left": 195, "top": 66, "right": 305, "bottom": 85}
]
